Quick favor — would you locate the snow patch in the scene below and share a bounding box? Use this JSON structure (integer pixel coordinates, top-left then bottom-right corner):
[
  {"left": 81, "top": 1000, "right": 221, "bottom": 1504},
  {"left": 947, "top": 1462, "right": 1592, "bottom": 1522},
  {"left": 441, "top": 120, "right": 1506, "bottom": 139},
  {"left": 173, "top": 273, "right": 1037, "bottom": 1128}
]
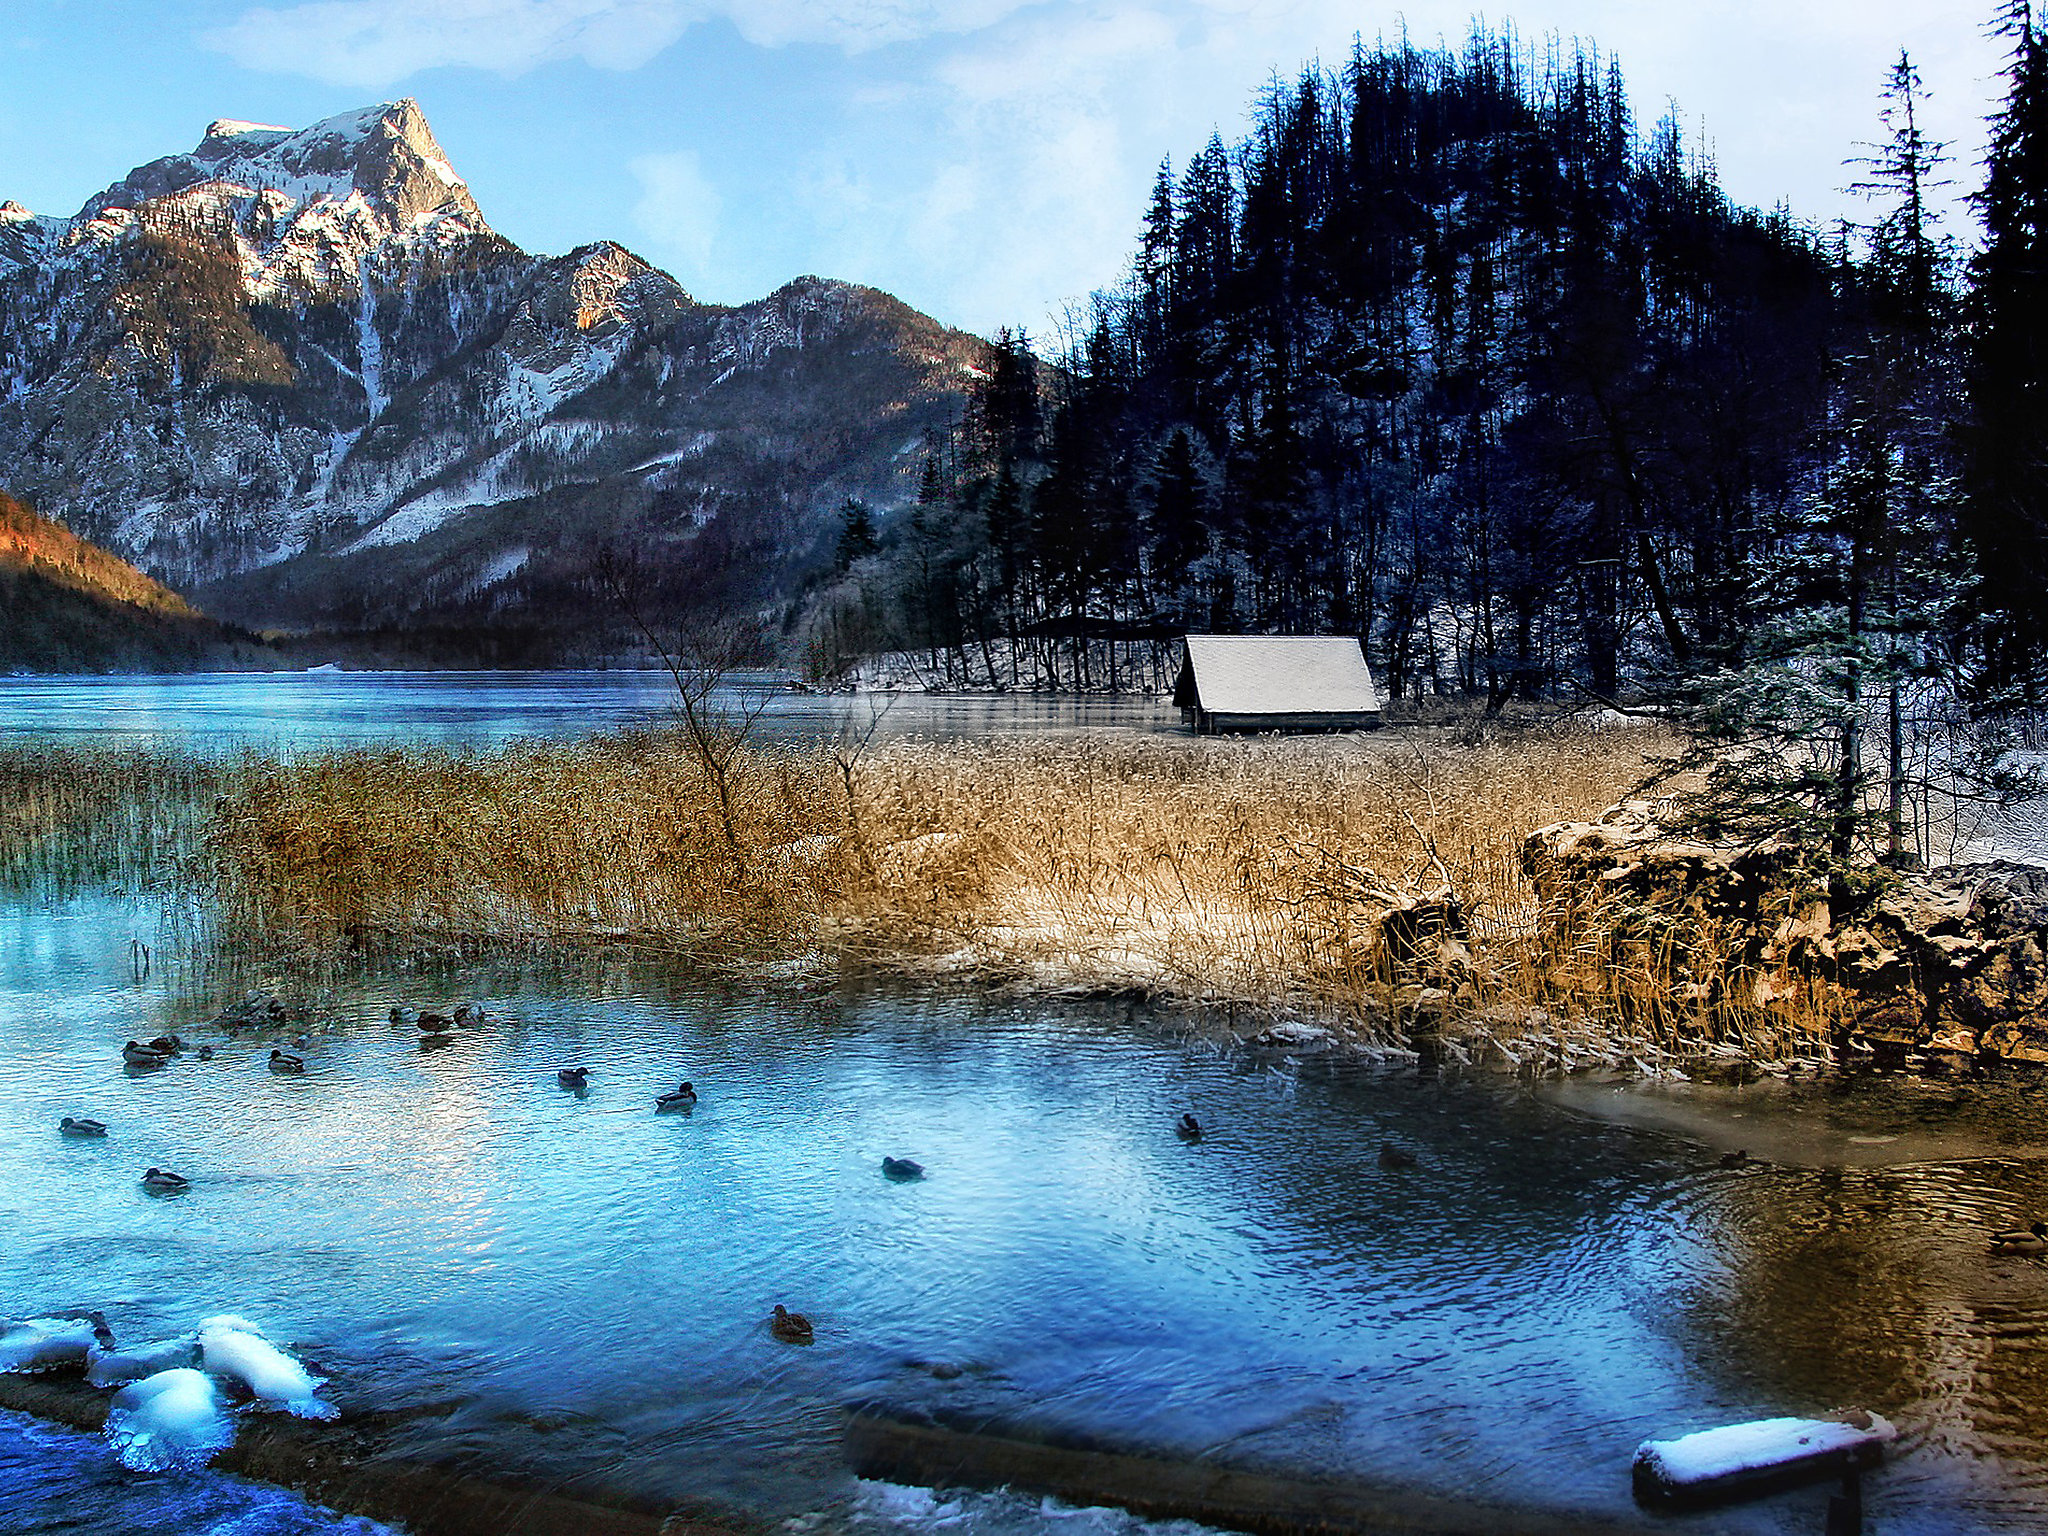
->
[
  {"left": 1634, "top": 1413, "right": 1895, "bottom": 1494},
  {"left": 104, "top": 1368, "right": 236, "bottom": 1472}
]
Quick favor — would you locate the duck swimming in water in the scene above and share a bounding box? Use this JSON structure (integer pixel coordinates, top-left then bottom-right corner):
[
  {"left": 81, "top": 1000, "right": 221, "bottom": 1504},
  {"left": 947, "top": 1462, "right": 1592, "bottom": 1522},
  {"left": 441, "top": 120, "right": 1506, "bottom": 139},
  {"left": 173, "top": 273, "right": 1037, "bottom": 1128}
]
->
[
  {"left": 881, "top": 1157, "right": 925, "bottom": 1181},
  {"left": 1991, "top": 1220, "right": 2048, "bottom": 1256},
  {"left": 770, "top": 1305, "right": 814, "bottom": 1345},
  {"left": 147, "top": 1035, "right": 184, "bottom": 1055},
  {"left": 417, "top": 1013, "right": 452, "bottom": 1034},
  {"left": 59, "top": 1117, "right": 108, "bottom": 1138},
  {"left": 197, "top": 1045, "right": 215, "bottom": 1061},
  {"left": 1176, "top": 1113, "right": 1203, "bottom": 1142},
  {"left": 1378, "top": 1142, "right": 1418, "bottom": 1170},
  {"left": 122, "top": 1041, "right": 170, "bottom": 1067},
  {"left": 557, "top": 1067, "right": 589, "bottom": 1089},
  {"left": 268, "top": 1049, "right": 305, "bottom": 1074},
  {"left": 141, "top": 1168, "right": 190, "bottom": 1192},
  {"left": 656, "top": 1081, "right": 698, "bottom": 1111}
]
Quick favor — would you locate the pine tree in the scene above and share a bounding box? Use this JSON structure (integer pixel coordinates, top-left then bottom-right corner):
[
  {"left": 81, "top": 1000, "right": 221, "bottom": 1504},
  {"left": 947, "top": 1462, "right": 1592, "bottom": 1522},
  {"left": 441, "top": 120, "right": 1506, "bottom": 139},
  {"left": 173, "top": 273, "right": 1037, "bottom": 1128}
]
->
[
  {"left": 1967, "top": 0, "right": 2048, "bottom": 688},
  {"left": 833, "top": 497, "right": 879, "bottom": 573}
]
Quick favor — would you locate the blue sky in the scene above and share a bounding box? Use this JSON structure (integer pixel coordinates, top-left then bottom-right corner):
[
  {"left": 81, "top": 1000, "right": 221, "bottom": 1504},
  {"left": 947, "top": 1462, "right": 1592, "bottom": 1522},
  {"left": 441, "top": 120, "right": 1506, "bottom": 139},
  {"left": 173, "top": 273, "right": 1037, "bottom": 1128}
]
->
[{"left": 2, "top": 1, "right": 2001, "bottom": 339}]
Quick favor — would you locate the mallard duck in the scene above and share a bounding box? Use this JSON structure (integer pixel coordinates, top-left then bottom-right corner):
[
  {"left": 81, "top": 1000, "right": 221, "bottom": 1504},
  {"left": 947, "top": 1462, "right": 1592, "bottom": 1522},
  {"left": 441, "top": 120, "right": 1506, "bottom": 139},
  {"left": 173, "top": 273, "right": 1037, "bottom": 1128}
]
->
[
  {"left": 1176, "top": 1113, "right": 1203, "bottom": 1142},
  {"left": 122, "top": 1040, "right": 170, "bottom": 1067},
  {"left": 141, "top": 1167, "right": 190, "bottom": 1192},
  {"left": 882, "top": 1156, "right": 925, "bottom": 1181},
  {"left": 60, "top": 1116, "right": 109, "bottom": 1137},
  {"left": 1991, "top": 1220, "right": 2048, "bottom": 1256},
  {"left": 1378, "top": 1142, "right": 1418, "bottom": 1170},
  {"left": 146, "top": 1034, "right": 184, "bottom": 1054},
  {"left": 770, "top": 1304, "right": 814, "bottom": 1345},
  {"left": 417, "top": 1013, "right": 452, "bottom": 1033},
  {"left": 655, "top": 1081, "right": 698, "bottom": 1111},
  {"left": 197, "top": 1044, "right": 215, "bottom": 1061},
  {"left": 557, "top": 1067, "right": 590, "bottom": 1089},
  {"left": 389, "top": 1005, "right": 416, "bottom": 1025},
  {"left": 1720, "top": 1149, "right": 1752, "bottom": 1169},
  {"left": 268, "top": 1049, "right": 305, "bottom": 1074},
  {"left": 454, "top": 1003, "right": 486, "bottom": 1027}
]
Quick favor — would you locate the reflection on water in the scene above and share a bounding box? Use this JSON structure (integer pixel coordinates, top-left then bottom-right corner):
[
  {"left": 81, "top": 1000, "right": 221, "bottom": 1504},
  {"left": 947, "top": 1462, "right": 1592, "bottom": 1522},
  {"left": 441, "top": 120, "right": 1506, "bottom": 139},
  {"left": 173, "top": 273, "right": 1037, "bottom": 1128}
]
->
[
  {"left": 7, "top": 892, "right": 2048, "bottom": 1533},
  {"left": 0, "top": 671, "right": 1177, "bottom": 751}
]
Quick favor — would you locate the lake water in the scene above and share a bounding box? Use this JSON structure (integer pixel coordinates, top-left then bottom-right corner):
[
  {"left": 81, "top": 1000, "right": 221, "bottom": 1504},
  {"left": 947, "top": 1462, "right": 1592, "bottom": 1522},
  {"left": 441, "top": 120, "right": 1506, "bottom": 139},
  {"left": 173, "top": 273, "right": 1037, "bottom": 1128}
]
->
[
  {"left": 0, "top": 671, "right": 1178, "bottom": 750},
  {"left": 7, "top": 674, "right": 2048, "bottom": 1535}
]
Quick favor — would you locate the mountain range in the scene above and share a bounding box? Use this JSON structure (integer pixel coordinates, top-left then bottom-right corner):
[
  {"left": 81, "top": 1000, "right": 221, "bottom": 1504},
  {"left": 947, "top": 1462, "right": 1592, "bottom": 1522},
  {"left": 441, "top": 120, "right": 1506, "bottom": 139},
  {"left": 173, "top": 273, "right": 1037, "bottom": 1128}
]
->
[{"left": 0, "top": 101, "right": 982, "bottom": 655}]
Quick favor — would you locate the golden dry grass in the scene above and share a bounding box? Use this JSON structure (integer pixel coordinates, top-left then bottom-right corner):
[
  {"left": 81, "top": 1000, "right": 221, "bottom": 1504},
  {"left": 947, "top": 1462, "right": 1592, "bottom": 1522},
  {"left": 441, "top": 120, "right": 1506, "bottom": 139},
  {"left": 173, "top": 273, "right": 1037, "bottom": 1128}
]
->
[{"left": 6, "top": 722, "right": 1847, "bottom": 1064}]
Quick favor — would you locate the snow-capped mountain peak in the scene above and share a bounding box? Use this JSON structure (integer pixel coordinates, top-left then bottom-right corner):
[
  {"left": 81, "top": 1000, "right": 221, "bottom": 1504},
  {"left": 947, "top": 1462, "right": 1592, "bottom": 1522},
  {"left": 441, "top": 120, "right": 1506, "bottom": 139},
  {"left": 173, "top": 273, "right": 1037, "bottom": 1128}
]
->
[
  {"left": 76, "top": 98, "right": 479, "bottom": 230},
  {"left": 0, "top": 100, "right": 981, "bottom": 644}
]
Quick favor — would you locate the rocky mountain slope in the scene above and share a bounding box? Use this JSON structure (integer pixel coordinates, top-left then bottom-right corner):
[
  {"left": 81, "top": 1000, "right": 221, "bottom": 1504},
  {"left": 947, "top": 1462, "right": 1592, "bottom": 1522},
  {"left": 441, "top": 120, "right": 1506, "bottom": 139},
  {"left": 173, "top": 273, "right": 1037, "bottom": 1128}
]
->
[
  {"left": 0, "top": 490, "right": 256, "bottom": 671},
  {"left": 0, "top": 102, "right": 981, "bottom": 643}
]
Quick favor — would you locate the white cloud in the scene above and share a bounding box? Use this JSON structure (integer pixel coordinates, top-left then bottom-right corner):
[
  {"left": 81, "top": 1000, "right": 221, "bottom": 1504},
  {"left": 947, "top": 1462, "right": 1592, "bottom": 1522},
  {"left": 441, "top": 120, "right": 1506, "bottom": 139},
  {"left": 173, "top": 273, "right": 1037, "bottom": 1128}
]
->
[
  {"left": 202, "top": 0, "right": 2001, "bottom": 335},
  {"left": 206, "top": 0, "right": 1034, "bottom": 86},
  {"left": 630, "top": 149, "right": 721, "bottom": 291}
]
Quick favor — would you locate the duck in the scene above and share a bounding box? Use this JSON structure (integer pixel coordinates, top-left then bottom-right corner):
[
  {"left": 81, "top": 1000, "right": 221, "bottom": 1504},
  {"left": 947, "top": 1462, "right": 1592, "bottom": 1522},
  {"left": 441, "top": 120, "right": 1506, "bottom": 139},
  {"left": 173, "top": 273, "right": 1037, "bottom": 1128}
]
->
[
  {"left": 1175, "top": 1113, "right": 1203, "bottom": 1142},
  {"left": 770, "top": 1304, "right": 814, "bottom": 1345},
  {"left": 59, "top": 1117, "right": 109, "bottom": 1138},
  {"left": 557, "top": 1067, "right": 590, "bottom": 1089},
  {"left": 1720, "top": 1148, "right": 1752, "bottom": 1169},
  {"left": 146, "top": 1034, "right": 184, "bottom": 1055},
  {"left": 268, "top": 1049, "right": 305, "bottom": 1074},
  {"left": 122, "top": 1040, "right": 170, "bottom": 1067},
  {"left": 389, "top": 1005, "right": 416, "bottom": 1025},
  {"left": 882, "top": 1156, "right": 925, "bottom": 1181},
  {"left": 1991, "top": 1220, "right": 2048, "bottom": 1256},
  {"left": 1378, "top": 1142, "right": 1418, "bottom": 1170},
  {"left": 417, "top": 1013, "right": 452, "bottom": 1034},
  {"left": 655, "top": 1081, "right": 698, "bottom": 1111},
  {"left": 141, "top": 1167, "right": 190, "bottom": 1192},
  {"left": 453, "top": 1003, "right": 487, "bottom": 1027},
  {"left": 197, "top": 1044, "right": 215, "bottom": 1061}
]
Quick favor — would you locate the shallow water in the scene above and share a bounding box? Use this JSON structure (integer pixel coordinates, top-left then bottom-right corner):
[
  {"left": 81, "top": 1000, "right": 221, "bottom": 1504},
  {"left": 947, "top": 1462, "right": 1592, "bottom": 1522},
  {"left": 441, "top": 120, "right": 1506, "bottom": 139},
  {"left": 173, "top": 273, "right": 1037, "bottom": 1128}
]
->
[
  {"left": 0, "top": 671, "right": 1176, "bottom": 751},
  {"left": 0, "top": 1409, "right": 397, "bottom": 1535},
  {"left": 10, "top": 893, "right": 2048, "bottom": 1532}
]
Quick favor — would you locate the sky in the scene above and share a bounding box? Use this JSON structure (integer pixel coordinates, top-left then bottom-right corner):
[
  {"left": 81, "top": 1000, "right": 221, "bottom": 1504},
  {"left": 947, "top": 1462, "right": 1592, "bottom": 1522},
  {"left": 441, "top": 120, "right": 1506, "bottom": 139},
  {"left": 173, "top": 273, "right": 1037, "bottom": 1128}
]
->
[{"left": 0, "top": 1, "right": 2006, "bottom": 340}]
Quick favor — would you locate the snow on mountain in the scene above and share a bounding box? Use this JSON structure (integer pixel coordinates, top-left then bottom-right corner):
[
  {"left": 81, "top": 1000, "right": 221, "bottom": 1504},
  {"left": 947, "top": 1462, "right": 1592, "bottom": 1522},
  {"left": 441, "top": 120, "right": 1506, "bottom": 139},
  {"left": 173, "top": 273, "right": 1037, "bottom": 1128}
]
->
[{"left": 0, "top": 102, "right": 981, "bottom": 639}]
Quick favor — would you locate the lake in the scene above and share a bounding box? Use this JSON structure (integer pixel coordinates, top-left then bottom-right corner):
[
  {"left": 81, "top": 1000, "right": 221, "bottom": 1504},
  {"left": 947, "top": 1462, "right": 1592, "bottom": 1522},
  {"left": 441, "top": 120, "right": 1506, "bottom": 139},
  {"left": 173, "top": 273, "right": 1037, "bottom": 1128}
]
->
[
  {"left": 0, "top": 670, "right": 1178, "bottom": 750},
  {"left": 5, "top": 673, "right": 2048, "bottom": 1536}
]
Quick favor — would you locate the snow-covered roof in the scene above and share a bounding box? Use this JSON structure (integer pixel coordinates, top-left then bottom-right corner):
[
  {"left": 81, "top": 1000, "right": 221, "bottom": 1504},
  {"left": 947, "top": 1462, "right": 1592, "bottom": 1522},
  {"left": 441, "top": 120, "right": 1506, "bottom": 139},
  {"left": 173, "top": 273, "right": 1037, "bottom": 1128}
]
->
[{"left": 1179, "top": 635, "right": 1381, "bottom": 715}]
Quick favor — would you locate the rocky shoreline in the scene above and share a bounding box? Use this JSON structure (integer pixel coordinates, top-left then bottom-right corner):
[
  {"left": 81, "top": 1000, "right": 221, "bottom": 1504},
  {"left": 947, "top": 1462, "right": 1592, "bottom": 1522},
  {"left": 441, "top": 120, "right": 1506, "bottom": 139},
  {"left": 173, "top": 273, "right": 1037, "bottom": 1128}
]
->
[
  {"left": 1525, "top": 801, "right": 2048, "bottom": 1071},
  {"left": 0, "top": 1371, "right": 742, "bottom": 1536}
]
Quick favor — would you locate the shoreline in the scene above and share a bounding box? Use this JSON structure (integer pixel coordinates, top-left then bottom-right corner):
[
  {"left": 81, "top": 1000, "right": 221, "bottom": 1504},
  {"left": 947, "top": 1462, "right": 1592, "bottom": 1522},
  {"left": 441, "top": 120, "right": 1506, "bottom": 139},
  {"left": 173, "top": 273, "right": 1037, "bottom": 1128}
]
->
[{"left": 0, "top": 1370, "right": 1681, "bottom": 1536}]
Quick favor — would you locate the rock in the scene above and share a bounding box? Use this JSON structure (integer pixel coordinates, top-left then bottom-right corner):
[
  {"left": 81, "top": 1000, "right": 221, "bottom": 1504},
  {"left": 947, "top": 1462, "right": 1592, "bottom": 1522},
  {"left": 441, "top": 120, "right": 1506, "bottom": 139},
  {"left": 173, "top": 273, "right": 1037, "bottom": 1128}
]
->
[
  {"left": 1981, "top": 1022, "right": 2048, "bottom": 1065},
  {"left": 1251, "top": 1020, "right": 1332, "bottom": 1050},
  {"left": 1527, "top": 801, "right": 2048, "bottom": 1064}
]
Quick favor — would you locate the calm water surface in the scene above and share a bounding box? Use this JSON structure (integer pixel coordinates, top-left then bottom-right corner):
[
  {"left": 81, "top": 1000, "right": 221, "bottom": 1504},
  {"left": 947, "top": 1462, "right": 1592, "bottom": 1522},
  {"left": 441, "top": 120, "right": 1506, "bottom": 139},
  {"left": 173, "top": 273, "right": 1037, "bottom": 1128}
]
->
[
  {"left": 6, "top": 678, "right": 2048, "bottom": 1534},
  {"left": 0, "top": 671, "right": 1177, "bottom": 750}
]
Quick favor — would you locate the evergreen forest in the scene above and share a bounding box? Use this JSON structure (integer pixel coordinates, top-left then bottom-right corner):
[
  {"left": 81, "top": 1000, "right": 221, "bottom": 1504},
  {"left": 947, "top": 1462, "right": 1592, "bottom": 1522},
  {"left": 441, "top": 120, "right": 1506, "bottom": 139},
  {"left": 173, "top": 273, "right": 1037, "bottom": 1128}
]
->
[{"left": 801, "top": 11, "right": 2048, "bottom": 747}]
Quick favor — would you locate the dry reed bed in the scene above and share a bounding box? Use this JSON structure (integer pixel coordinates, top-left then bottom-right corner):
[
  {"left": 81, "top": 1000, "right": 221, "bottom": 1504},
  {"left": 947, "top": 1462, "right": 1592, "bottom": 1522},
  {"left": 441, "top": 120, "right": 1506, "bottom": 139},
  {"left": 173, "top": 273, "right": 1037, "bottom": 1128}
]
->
[
  {"left": 10, "top": 726, "right": 1834, "bottom": 1062},
  {"left": 162, "top": 721, "right": 1832, "bottom": 1062},
  {"left": 0, "top": 746, "right": 221, "bottom": 897}
]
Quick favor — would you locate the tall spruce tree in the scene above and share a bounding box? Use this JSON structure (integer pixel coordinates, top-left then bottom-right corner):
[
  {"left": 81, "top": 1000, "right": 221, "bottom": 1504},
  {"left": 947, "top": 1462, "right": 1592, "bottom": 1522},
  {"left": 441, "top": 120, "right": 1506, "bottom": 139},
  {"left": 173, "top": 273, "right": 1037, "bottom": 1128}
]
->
[{"left": 1968, "top": 0, "right": 2048, "bottom": 689}]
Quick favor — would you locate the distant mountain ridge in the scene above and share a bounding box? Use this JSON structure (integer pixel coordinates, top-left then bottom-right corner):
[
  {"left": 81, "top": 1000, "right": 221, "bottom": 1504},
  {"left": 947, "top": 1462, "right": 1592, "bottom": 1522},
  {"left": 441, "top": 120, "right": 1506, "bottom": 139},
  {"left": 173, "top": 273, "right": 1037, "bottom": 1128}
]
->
[
  {"left": 0, "top": 490, "right": 253, "bottom": 671},
  {"left": 0, "top": 101, "right": 981, "bottom": 645}
]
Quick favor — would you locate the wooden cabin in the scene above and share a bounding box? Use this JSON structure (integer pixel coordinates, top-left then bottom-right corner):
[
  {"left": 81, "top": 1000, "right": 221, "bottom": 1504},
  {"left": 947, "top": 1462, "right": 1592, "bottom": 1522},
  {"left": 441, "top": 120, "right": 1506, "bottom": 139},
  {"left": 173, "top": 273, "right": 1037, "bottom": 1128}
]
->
[{"left": 1173, "top": 635, "right": 1383, "bottom": 733}]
